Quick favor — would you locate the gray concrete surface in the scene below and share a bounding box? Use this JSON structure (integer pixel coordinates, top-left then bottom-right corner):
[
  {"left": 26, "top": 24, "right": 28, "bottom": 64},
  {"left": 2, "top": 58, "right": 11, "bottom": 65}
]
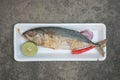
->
[{"left": 0, "top": 0, "right": 120, "bottom": 80}]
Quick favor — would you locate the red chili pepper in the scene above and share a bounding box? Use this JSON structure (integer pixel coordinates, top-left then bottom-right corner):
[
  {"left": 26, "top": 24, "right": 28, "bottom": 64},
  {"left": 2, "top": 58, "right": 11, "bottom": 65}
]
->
[{"left": 72, "top": 46, "right": 95, "bottom": 54}]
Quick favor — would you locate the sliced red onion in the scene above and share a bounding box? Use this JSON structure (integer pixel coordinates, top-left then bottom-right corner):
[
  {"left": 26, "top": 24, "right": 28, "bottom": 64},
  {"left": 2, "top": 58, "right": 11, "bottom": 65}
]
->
[{"left": 80, "top": 30, "right": 93, "bottom": 40}]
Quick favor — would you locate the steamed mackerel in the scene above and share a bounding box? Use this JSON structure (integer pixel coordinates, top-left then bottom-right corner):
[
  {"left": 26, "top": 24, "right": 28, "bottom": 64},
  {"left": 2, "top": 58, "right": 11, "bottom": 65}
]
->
[{"left": 23, "top": 27, "right": 106, "bottom": 56}]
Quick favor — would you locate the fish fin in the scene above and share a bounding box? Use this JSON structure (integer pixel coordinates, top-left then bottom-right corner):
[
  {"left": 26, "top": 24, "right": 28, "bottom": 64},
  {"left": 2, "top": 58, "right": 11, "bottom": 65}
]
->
[
  {"left": 95, "top": 39, "right": 106, "bottom": 57},
  {"left": 96, "top": 39, "right": 106, "bottom": 48}
]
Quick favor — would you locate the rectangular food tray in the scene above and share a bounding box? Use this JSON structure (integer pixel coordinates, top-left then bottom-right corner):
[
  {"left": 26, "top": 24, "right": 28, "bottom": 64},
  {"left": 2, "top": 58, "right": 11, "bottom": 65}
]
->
[{"left": 14, "top": 23, "right": 106, "bottom": 61}]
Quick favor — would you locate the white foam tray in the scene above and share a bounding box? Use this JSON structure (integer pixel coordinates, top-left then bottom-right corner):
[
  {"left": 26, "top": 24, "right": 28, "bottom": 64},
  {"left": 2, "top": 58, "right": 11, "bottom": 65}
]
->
[{"left": 14, "top": 23, "right": 106, "bottom": 61}]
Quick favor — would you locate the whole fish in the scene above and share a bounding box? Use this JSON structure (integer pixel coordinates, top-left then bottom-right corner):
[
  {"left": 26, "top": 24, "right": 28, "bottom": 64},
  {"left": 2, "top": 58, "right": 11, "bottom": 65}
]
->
[{"left": 23, "top": 27, "right": 106, "bottom": 56}]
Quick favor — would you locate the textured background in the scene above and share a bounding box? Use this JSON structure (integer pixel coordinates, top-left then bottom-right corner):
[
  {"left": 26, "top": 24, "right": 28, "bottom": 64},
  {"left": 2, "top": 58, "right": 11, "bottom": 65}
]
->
[{"left": 0, "top": 0, "right": 120, "bottom": 80}]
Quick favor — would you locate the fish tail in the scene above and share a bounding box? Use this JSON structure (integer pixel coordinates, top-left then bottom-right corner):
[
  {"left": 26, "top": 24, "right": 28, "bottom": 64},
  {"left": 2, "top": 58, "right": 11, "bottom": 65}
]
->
[{"left": 94, "top": 39, "right": 106, "bottom": 57}]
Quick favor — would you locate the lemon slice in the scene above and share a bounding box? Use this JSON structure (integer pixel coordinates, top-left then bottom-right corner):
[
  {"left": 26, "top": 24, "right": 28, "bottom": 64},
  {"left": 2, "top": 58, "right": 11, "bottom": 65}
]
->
[{"left": 22, "top": 42, "right": 38, "bottom": 56}]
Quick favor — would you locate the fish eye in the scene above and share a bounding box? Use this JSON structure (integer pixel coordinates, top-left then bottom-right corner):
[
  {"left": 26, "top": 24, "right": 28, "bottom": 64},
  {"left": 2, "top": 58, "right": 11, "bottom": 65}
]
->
[{"left": 27, "top": 31, "right": 37, "bottom": 37}]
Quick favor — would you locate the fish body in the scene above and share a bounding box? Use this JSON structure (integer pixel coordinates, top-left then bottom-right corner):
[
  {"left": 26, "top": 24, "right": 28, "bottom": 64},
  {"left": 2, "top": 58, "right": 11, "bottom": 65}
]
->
[{"left": 23, "top": 27, "right": 106, "bottom": 56}]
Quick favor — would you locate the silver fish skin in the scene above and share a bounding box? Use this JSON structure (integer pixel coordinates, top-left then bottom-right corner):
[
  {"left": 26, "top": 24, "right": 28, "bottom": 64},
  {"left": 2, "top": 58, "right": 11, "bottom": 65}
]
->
[{"left": 24, "top": 27, "right": 94, "bottom": 43}]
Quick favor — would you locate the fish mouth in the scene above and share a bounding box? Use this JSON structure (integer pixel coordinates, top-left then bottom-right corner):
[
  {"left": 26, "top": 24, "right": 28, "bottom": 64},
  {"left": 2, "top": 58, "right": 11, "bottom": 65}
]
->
[
  {"left": 22, "top": 33, "right": 31, "bottom": 41},
  {"left": 22, "top": 32, "right": 33, "bottom": 41}
]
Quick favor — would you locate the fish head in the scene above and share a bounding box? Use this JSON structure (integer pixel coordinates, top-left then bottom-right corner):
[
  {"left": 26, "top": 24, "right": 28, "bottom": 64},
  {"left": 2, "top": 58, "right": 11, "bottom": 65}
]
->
[
  {"left": 23, "top": 30, "right": 37, "bottom": 40},
  {"left": 23, "top": 29, "right": 45, "bottom": 45}
]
